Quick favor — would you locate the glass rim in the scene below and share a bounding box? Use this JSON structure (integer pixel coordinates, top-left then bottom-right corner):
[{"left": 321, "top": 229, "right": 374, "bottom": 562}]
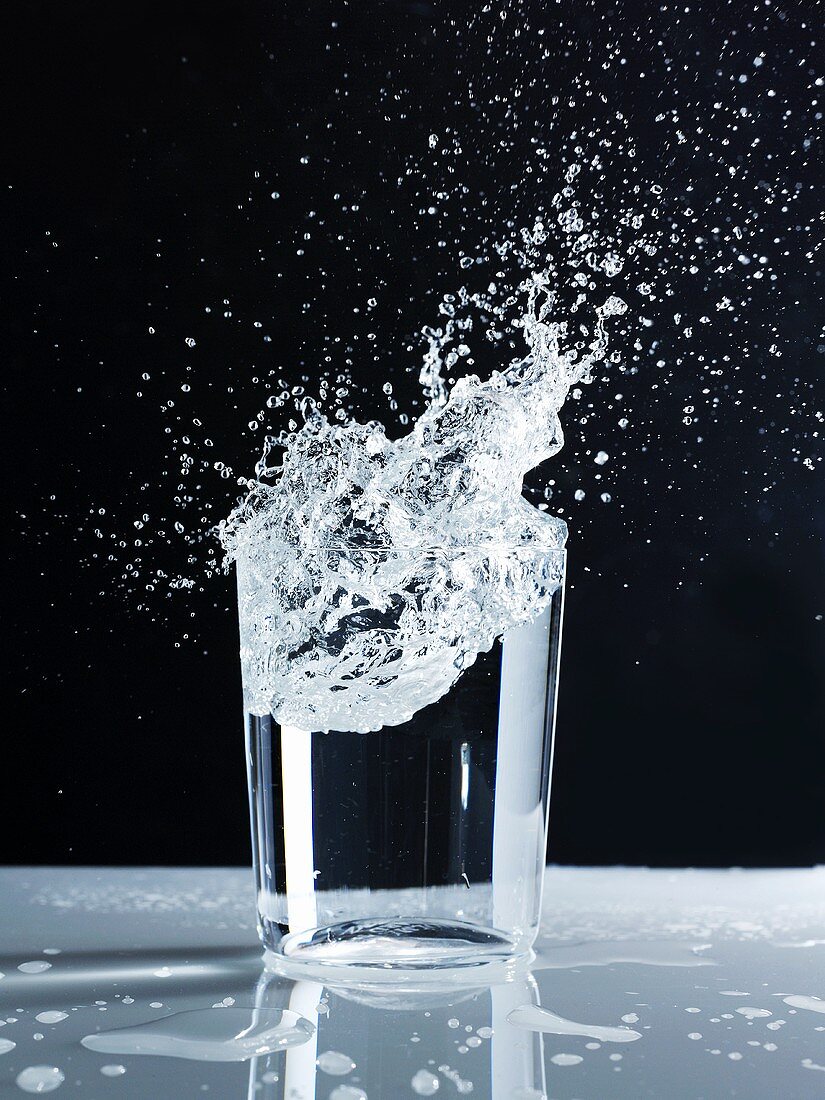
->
[{"left": 235, "top": 542, "right": 567, "bottom": 556}]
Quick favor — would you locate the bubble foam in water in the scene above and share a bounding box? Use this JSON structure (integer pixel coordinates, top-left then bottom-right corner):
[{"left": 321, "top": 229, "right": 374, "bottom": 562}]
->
[{"left": 223, "top": 269, "right": 623, "bottom": 732}]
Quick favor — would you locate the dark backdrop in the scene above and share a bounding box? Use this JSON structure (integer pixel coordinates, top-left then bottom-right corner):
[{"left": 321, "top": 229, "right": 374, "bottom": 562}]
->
[{"left": 4, "top": 0, "right": 823, "bottom": 867}]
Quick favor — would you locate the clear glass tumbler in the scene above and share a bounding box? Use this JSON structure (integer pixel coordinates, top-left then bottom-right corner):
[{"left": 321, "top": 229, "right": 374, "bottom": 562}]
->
[{"left": 237, "top": 545, "right": 565, "bottom": 971}]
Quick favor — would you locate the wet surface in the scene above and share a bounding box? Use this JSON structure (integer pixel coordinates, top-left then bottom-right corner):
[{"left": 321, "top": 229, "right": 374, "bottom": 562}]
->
[{"left": 1, "top": 866, "right": 824, "bottom": 1097}]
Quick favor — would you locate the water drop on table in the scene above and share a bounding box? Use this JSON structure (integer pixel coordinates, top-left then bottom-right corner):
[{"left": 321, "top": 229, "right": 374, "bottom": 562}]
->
[
  {"left": 100, "top": 1065, "right": 126, "bottom": 1077},
  {"left": 330, "top": 1088, "right": 367, "bottom": 1100},
  {"left": 317, "top": 1049, "right": 356, "bottom": 1075},
  {"left": 15, "top": 1065, "right": 65, "bottom": 1093},
  {"left": 411, "top": 1068, "right": 440, "bottom": 1095},
  {"left": 550, "top": 1053, "right": 583, "bottom": 1066},
  {"left": 508, "top": 1004, "right": 641, "bottom": 1042},
  {"left": 783, "top": 995, "right": 825, "bottom": 1015},
  {"left": 81, "top": 1007, "right": 314, "bottom": 1062}
]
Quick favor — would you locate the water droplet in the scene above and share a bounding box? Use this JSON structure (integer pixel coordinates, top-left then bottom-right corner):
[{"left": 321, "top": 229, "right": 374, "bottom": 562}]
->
[
  {"left": 411, "top": 1068, "right": 440, "bottom": 1095},
  {"left": 317, "top": 1050, "right": 356, "bottom": 1075},
  {"left": 550, "top": 1053, "right": 583, "bottom": 1066},
  {"left": 15, "top": 1065, "right": 65, "bottom": 1093}
]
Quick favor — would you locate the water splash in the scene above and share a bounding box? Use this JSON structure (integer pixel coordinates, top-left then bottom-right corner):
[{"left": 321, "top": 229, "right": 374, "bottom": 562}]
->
[{"left": 223, "top": 257, "right": 622, "bottom": 731}]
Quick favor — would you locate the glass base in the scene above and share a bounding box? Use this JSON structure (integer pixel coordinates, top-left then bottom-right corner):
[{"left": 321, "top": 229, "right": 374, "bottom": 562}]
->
[{"left": 273, "top": 916, "right": 520, "bottom": 971}]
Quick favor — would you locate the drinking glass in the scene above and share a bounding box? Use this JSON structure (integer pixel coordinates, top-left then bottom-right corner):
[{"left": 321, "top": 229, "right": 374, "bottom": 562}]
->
[{"left": 237, "top": 545, "right": 565, "bottom": 971}]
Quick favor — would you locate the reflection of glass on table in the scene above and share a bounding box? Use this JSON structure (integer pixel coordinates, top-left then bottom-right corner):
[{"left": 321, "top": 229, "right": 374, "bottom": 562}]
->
[{"left": 247, "top": 959, "right": 548, "bottom": 1100}]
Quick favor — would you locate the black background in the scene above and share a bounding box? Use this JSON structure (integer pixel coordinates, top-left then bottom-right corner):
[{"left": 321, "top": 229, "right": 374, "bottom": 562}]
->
[{"left": 4, "top": 0, "right": 823, "bottom": 868}]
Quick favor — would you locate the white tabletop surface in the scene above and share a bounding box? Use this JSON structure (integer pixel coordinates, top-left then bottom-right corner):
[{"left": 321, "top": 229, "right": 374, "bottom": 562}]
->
[{"left": 1, "top": 866, "right": 824, "bottom": 1098}]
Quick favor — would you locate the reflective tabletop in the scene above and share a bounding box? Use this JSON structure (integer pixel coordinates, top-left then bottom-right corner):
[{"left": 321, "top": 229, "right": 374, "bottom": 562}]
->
[{"left": 1, "top": 866, "right": 824, "bottom": 1098}]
